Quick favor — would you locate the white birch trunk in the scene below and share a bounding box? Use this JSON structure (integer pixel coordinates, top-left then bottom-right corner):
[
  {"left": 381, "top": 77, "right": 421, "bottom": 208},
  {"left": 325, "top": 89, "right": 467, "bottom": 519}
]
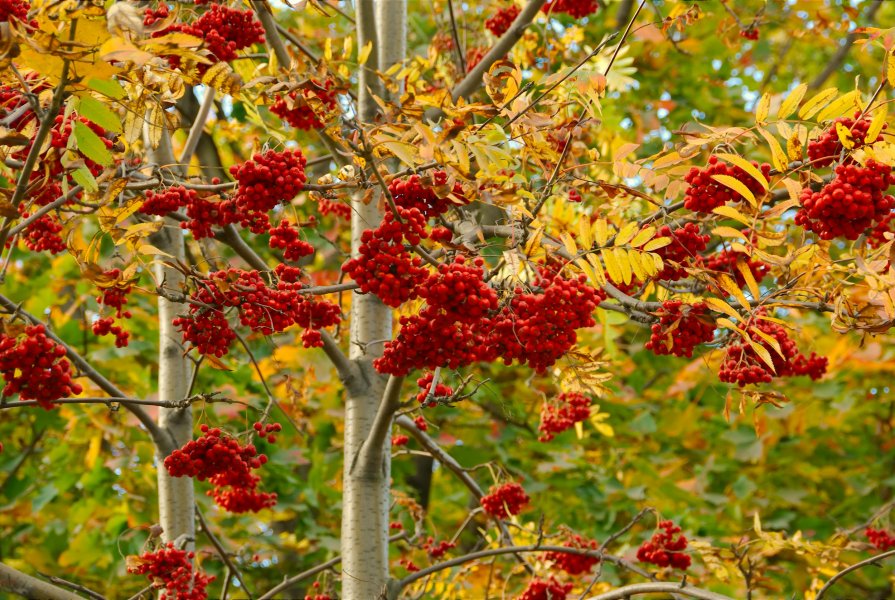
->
[{"left": 341, "top": 2, "right": 407, "bottom": 598}]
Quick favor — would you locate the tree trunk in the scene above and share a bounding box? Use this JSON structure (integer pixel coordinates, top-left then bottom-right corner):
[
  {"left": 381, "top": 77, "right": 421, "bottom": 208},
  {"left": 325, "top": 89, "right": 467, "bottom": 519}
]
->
[
  {"left": 340, "top": 2, "right": 406, "bottom": 598},
  {"left": 148, "top": 127, "right": 195, "bottom": 548}
]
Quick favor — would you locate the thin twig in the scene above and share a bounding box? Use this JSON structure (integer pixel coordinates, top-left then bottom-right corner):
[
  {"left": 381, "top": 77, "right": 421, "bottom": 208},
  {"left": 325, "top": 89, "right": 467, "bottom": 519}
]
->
[
  {"left": 814, "top": 548, "right": 895, "bottom": 600},
  {"left": 196, "top": 507, "right": 254, "bottom": 599}
]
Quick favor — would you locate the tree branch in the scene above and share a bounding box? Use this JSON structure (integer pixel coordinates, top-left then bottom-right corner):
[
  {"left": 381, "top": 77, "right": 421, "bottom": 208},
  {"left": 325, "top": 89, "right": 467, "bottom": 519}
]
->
[
  {"left": 355, "top": 375, "right": 405, "bottom": 475},
  {"left": 814, "top": 548, "right": 895, "bottom": 600},
  {"left": 196, "top": 507, "right": 253, "bottom": 599},
  {"left": 179, "top": 88, "right": 216, "bottom": 167},
  {"left": 253, "top": 0, "right": 292, "bottom": 68},
  {"left": 0, "top": 562, "right": 84, "bottom": 600},
  {"left": 585, "top": 582, "right": 735, "bottom": 600}
]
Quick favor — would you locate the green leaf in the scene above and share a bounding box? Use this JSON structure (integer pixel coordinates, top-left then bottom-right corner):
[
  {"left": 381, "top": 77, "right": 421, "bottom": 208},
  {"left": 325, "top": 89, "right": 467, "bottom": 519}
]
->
[
  {"left": 72, "top": 121, "right": 112, "bottom": 167},
  {"left": 71, "top": 166, "right": 98, "bottom": 193},
  {"left": 77, "top": 95, "right": 122, "bottom": 133},
  {"left": 86, "top": 77, "right": 126, "bottom": 100}
]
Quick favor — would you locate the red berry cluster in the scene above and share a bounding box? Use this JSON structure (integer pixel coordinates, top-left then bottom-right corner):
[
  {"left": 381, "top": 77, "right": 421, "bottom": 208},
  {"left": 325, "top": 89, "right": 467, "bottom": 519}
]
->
[
  {"left": 807, "top": 114, "right": 885, "bottom": 168},
  {"left": 0, "top": 324, "right": 82, "bottom": 409},
  {"left": 796, "top": 160, "right": 895, "bottom": 240},
  {"left": 542, "top": 0, "right": 598, "bottom": 17},
  {"left": 341, "top": 208, "right": 429, "bottom": 307},
  {"left": 140, "top": 186, "right": 191, "bottom": 216},
  {"left": 268, "top": 220, "right": 314, "bottom": 261},
  {"left": 399, "top": 558, "right": 420, "bottom": 572},
  {"left": 568, "top": 189, "right": 582, "bottom": 203},
  {"left": 390, "top": 171, "right": 465, "bottom": 218},
  {"left": 139, "top": 185, "right": 239, "bottom": 239},
  {"left": 127, "top": 543, "right": 215, "bottom": 600},
  {"left": 19, "top": 213, "right": 65, "bottom": 254},
  {"left": 719, "top": 309, "right": 828, "bottom": 386},
  {"left": 92, "top": 269, "right": 133, "bottom": 347},
  {"left": 0, "top": 0, "right": 36, "bottom": 26},
  {"left": 173, "top": 267, "right": 340, "bottom": 356},
  {"left": 391, "top": 434, "right": 409, "bottom": 447},
  {"left": 466, "top": 47, "right": 487, "bottom": 72},
  {"left": 866, "top": 527, "right": 895, "bottom": 551},
  {"left": 544, "top": 534, "right": 600, "bottom": 575},
  {"left": 485, "top": 4, "right": 520, "bottom": 37},
  {"left": 149, "top": 5, "right": 264, "bottom": 73},
  {"left": 645, "top": 301, "right": 715, "bottom": 358},
  {"left": 637, "top": 521, "right": 691, "bottom": 570},
  {"left": 92, "top": 318, "right": 129, "bottom": 348},
  {"left": 869, "top": 212, "right": 895, "bottom": 248},
  {"left": 654, "top": 224, "right": 710, "bottom": 280},
  {"left": 270, "top": 80, "right": 339, "bottom": 131},
  {"left": 739, "top": 27, "right": 759, "bottom": 40},
  {"left": 303, "top": 582, "right": 332, "bottom": 600},
  {"left": 702, "top": 247, "right": 770, "bottom": 289},
  {"left": 517, "top": 577, "right": 573, "bottom": 600},
  {"left": 481, "top": 482, "right": 529, "bottom": 519},
  {"left": 252, "top": 421, "right": 282, "bottom": 444},
  {"left": 230, "top": 150, "right": 308, "bottom": 233},
  {"left": 413, "top": 416, "right": 428, "bottom": 431},
  {"left": 316, "top": 196, "right": 351, "bottom": 220},
  {"left": 538, "top": 392, "right": 592, "bottom": 442},
  {"left": 164, "top": 424, "right": 276, "bottom": 513},
  {"left": 423, "top": 537, "right": 456, "bottom": 558},
  {"left": 683, "top": 156, "right": 771, "bottom": 213},
  {"left": 415, "top": 372, "right": 454, "bottom": 407}
]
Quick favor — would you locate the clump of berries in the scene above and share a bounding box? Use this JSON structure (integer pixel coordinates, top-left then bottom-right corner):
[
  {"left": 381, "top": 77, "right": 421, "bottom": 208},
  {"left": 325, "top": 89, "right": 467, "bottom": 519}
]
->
[
  {"left": 637, "top": 520, "right": 691, "bottom": 570},
  {"left": 654, "top": 224, "right": 710, "bottom": 281},
  {"left": 139, "top": 185, "right": 239, "bottom": 239},
  {"left": 164, "top": 424, "right": 277, "bottom": 513},
  {"left": 807, "top": 113, "right": 885, "bottom": 168},
  {"left": 866, "top": 527, "right": 895, "bottom": 551},
  {"left": 719, "top": 309, "right": 828, "bottom": 386},
  {"left": 544, "top": 533, "right": 600, "bottom": 575},
  {"left": 391, "top": 434, "right": 409, "bottom": 447},
  {"left": 869, "top": 212, "right": 895, "bottom": 249},
  {"left": 390, "top": 171, "right": 465, "bottom": 218},
  {"left": 415, "top": 372, "right": 454, "bottom": 407},
  {"left": 796, "top": 159, "right": 895, "bottom": 240},
  {"left": 423, "top": 537, "right": 456, "bottom": 558},
  {"left": 683, "top": 156, "right": 771, "bottom": 213},
  {"left": 739, "top": 27, "right": 759, "bottom": 40},
  {"left": 268, "top": 220, "right": 314, "bottom": 261},
  {"left": 538, "top": 392, "right": 592, "bottom": 442},
  {"left": 0, "top": 324, "right": 82, "bottom": 409},
  {"left": 481, "top": 482, "right": 529, "bottom": 519},
  {"left": 230, "top": 149, "right": 308, "bottom": 233},
  {"left": 270, "top": 80, "right": 339, "bottom": 130},
  {"left": 702, "top": 246, "right": 770, "bottom": 289},
  {"left": 542, "top": 0, "right": 598, "bottom": 18},
  {"left": 485, "top": 4, "right": 520, "bottom": 37},
  {"left": 517, "top": 577, "right": 573, "bottom": 600},
  {"left": 127, "top": 543, "right": 215, "bottom": 600},
  {"left": 92, "top": 269, "right": 133, "bottom": 348},
  {"left": 645, "top": 301, "right": 715, "bottom": 358},
  {"left": 0, "top": 0, "right": 36, "bottom": 26}
]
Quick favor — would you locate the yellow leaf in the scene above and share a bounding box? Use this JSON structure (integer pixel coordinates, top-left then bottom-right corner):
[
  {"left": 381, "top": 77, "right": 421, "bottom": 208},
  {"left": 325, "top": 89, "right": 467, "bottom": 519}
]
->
[
  {"left": 755, "top": 92, "right": 771, "bottom": 123},
  {"left": 751, "top": 325, "right": 784, "bottom": 357},
  {"left": 779, "top": 178, "right": 803, "bottom": 202},
  {"left": 711, "top": 174, "right": 756, "bottom": 207},
  {"left": 641, "top": 236, "right": 671, "bottom": 252},
  {"left": 578, "top": 215, "right": 594, "bottom": 249},
  {"left": 358, "top": 41, "right": 373, "bottom": 65},
  {"left": 835, "top": 122, "right": 855, "bottom": 150},
  {"left": 716, "top": 153, "right": 768, "bottom": 191},
  {"left": 736, "top": 259, "right": 760, "bottom": 299},
  {"left": 748, "top": 339, "right": 776, "bottom": 373},
  {"left": 85, "top": 434, "right": 102, "bottom": 469},
  {"left": 629, "top": 226, "right": 656, "bottom": 248},
  {"left": 653, "top": 150, "right": 686, "bottom": 169},
  {"left": 627, "top": 249, "right": 647, "bottom": 281},
  {"left": 865, "top": 103, "right": 888, "bottom": 144},
  {"left": 778, "top": 83, "right": 807, "bottom": 119},
  {"left": 798, "top": 87, "right": 838, "bottom": 120},
  {"left": 642, "top": 252, "right": 661, "bottom": 276},
  {"left": 888, "top": 49, "right": 895, "bottom": 86},
  {"left": 561, "top": 232, "right": 578, "bottom": 257},
  {"left": 717, "top": 317, "right": 747, "bottom": 336},
  {"left": 614, "top": 221, "right": 639, "bottom": 247},
  {"left": 718, "top": 273, "right": 751, "bottom": 310},
  {"left": 757, "top": 128, "right": 788, "bottom": 172},
  {"left": 593, "top": 219, "right": 609, "bottom": 247},
  {"left": 704, "top": 297, "right": 742, "bottom": 321},
  {"left": 585, "top": 254, "right": 607, "bottom": 285},
  {"left": 379, "top": 141, "right": 419, "bottom": 167},
  {"left": 574, "top": 420, "right": 585, "bottom": 440},
  {"left": 324, "top": 37, "right": 332, "bottom": 61},
  {"left": 711, "top": 226, "right": 747, "bottom": 240},
  {"left": 816, "top": 89, "right": 862, "bottom": 123},
  {"left": 602, "top": 248, "right": 623, "bottom": 284},
  {"left": 712, "top": 205, "right": 753, "bottom": 227},
  {"left": 612, "top": 247, "right": 633, "bottom": 285},
  {"left": 787, "top": 133, "right": 803, "bottom": 162}
]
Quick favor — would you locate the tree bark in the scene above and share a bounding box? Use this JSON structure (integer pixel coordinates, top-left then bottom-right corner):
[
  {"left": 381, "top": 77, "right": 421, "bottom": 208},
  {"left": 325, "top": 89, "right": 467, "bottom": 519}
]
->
[
  {"left": 148, "top": 125, "right": 195, "bottom": 548},
  {"left": 340, "top": 2, "right": 406, "bottom": 598},
  {"left": 0, "top": 562, "right": 83, "bottom": 600}
]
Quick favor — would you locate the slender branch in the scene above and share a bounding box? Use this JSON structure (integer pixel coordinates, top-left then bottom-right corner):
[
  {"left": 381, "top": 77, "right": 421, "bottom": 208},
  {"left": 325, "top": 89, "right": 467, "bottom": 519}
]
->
[
  {"left": 196, "top": 507, "right": 253, "bottom": 599},
  {"left": 0, "top": 397, "right": 200, "bottom": 409},
  {"left": 257, "top": 556, "right": 341, "bottom": 600},
  {"left": 450, "top": 0, "right": 547, "bottom": 102},
  {"left": 253, "top": 1, "right": 292, "bottom": 68},
  {"left": 0, "top": 561, "right": 83, "bottom": 600},
  {"left": 814, "top": 548, "right": 895, "bottom": 600},
  {"left": 586, "top": 582, "right": 735, "bottom": 600},
  {"left": 446, "top": 0, "right": 466, "bottom": 73},
  {"left": 0, "top": 294, "right": 173, "bottom": 453},
  {"left": 8, "top": 185, "right": 83, "bottom": 237},
  {"left": 808, "top": 0, "right": 882, "bottom": 91},
  {"left": 179, "top": 88, "right": 216, "bottom": 167},
  {"left": 38, "top": 574, "right": 105, "bottom": 600}
]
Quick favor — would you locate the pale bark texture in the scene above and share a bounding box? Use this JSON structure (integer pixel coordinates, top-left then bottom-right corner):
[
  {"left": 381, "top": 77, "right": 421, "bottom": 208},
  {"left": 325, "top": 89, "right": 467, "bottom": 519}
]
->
[
  {"left": 149, "top": 127, "right": 195, "bottom": 547},
  {"left": 0, "top": 561, "right": 83, "bottom": 600},
  {"left": 340, "top": 1, "right": 407, "bottom": 598}
]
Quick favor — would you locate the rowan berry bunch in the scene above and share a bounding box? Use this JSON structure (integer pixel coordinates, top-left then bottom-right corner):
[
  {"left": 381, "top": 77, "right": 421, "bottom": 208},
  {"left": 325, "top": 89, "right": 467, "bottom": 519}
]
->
[
  {"left": 415, "top": 372, "right": 454, "bottom": 407},
  {"left": 795, "top": 159, "right": 895, "bottom": 240},
  {"left": 391, "top": 434, "right": 410, "bottom": 447},
  {"left": 316, "top": 196, "right": 351, "bottom": 220},
  {"left": 544, "top": 534, "right": 600, "bottom": 575},
  {"left": 719, "top": 309, "right": 828, "bottom": 386},
  {"left": 268, "top": 220, "right": 314, "bottom": 261},
  {"left": 645, "top": 301, "right": 715, "bottom": 358},
  {"left": 466, "top": 47, "right": 487, "bottom": 72},
  {"left": 538, "top": 392, "right": 592, "bottom": 442},
  {"left": 485, "top": 4, "right": 520, "bottom": 37},
  {"left": 866, "top": 527, "right": 895, "bottom": 551},
  {"left": 702, "top": 247, "right": 770, "bottom": 289},
  {"left": 164, "top": 424, "right": 277, "bottom": 513},
  {"left": 807, "top": 113, "right": 884, "bottom": 168},
  {"left": 481, "top": 482, "right": 529, "bottom": 519},
  {"left": 252, "top": 421, "right": 282, "bottom": 444},
  {"left": 542, "top": 0, "right": 599, "bottom": 18},
  {"left": 413, "top": 416, "right": 428, "bottom": 431},
  {"left": 653, "top": 223, "right": 710, "bottom": 280},
  {"left": 517, "top": 577, "right": 573, "bottom": 600},
  {"left": 341, "top": 209, "right": 429, "bottom": 308},
  {"left": 0, "top": 0, "right": 36, "bottom": 26},
  {"left": 417, "top": 257, "right": 499, "bottom": 323},
  {"left": 389, "top": 171, "right": 465, "bottom": 218},
  {"left": 19, "top": 214, "right": 65, "bottom": 254},
  {"left": 303, "top": 581, "right": 333, "bottom": 600},
  {"left": 230, "top": 150, "right": 308, "bottom": 233},
  {"left": 127, "top": 542, "right": 215, "bottom": 600},
  {"left": 423, "top": 537, "right": 456, "bottom": 558},
  {"left": 150, "top": 4, "right": 264, "bottom": 72},
  {"left": 637, "top": 520, "right": 691, "bottom": 569},
  {"left": 683, "top": 156, "right": 771, "bottom": 212},
  {"left": 0, "top": 324, "right": 82, "bottom": 409},
  {"left": 270, "top": 80, "right": 339, "bottom": 130},
  {"left": 739, "top": 27, "right": 759, "bottom": 40},
  {"left": 92, "top": 317, "right": 129, "bottom": 348},
  {"left": 869, "top": 212, "right": 895, "bottom": 248}
]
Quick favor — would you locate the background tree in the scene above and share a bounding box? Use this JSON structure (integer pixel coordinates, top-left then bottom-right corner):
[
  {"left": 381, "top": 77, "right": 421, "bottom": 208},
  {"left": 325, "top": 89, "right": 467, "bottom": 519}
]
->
[{"left": 0, "top": 1, "right": 894, "bottom": 599}]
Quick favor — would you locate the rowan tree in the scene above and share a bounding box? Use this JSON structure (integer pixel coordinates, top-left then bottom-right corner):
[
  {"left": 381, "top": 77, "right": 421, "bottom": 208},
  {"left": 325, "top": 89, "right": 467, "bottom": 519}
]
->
[{"left": 0, "top": 1, "right": 894, "bottom": 599}]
